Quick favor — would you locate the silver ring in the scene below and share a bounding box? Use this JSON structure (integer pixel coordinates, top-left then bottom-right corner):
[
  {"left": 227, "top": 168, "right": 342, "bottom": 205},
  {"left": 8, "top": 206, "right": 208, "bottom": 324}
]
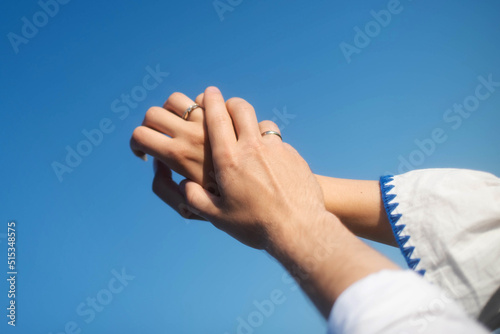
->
[
  {"left": 182, "top": 104, "right": 201, "bottom": 120},
  {"left": 261, "top": 130, "right": 282, "bottom": 141}
]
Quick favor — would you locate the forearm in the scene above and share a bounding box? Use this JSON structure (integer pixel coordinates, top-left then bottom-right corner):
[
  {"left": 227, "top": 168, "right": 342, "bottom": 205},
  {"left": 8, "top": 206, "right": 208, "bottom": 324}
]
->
[
  {"left": 266, "top": 211, "right": 398, "bottom": 318},
  {"left": 315, "top": 175, "right": 397, "bottom": 246}
]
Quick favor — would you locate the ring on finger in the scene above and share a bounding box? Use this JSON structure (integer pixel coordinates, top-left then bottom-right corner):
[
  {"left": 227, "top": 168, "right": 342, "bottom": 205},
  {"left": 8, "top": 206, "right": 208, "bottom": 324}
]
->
[
  {"left": 182, "top": 104, "right": 202, "bottom": 120},
  {"left": 261, "top": 130, "right": 282, "bottom": 141}
]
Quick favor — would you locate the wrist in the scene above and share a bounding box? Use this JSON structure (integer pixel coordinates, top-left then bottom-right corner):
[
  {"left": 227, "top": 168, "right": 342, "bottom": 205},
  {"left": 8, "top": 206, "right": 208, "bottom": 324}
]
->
[
  {"left": 265, "top": 211, "right": 351, "bottom": 316},
  {"left": 265, "top": 209, "right": 399, "bottom": 318},
  {"left": 265, "top": 210, "right": 344, "bottom": 267}
]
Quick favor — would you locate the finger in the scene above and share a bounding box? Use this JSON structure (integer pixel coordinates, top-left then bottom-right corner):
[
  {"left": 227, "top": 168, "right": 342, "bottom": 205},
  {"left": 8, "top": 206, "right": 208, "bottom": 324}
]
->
[
  {"left": 179, "top": 179, "right": 220, "bottom": 220},
  {"left": 163, "top": 92, "right": 203, "bottom": 122},
  {"left": 130, "top": 126, "right": 177, "bottom": 163},
  {"left": 152, "top": 159, "right": 205, "bottom": 221},
  {"left": 225, "top": 98, "right": 260, "bottom": 141},
  {"left": 258, "top": 120, "right": 282, "bottom": 143},
  {"left": 195, "top": 93, "right": 204, "bottom": 107},
  {"left": 141, "top": 106, "right": 187, "bottom": 138},
  {"left": 203, "top": 86, "right": 236, "bottom": 154}
]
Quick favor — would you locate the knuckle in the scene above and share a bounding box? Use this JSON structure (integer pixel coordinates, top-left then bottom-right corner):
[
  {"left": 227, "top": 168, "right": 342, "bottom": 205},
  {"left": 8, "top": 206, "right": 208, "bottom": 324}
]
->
[
  {"left": 245, "top": 137, "right": 263, "bottom": 150},
  {"left": 283, "top": 143, "right": 298, "bottom": 154},
  {"left": 185, "top": 190, "right": 198, "bottom": 208},
  {"left": 167, "top": 92, "right": 184, "bottom": 105},
  {"left": 226, "top": 97, "right": 247, "bottom": 110},
  {"left": 217, "top": 149, "right": 237, "bottom": 168},
  {"left": 144, "top": 106, "right": 161, "bottom": 123},
  {"left": 216, "top": 149, "right": 232, "bottom": 162},
  {"left": 259, "top": 119, "right": 278, "bottom": 129},
  {"left": 195, "top": 93, "right": 204, "bottom": 104},
  {"left": 131, "top": 126, "right": 149, "bottom": 145}
]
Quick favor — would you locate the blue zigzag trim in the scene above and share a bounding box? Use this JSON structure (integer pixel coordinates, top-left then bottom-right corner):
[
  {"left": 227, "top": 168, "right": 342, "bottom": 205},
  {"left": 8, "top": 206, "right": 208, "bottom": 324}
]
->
[{"left": 380, "top": 175, "right": 426, "bottom": 276}]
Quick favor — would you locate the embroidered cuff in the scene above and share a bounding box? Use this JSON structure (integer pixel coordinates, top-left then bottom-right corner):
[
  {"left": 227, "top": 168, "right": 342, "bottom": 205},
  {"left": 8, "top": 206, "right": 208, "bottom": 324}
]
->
[{"left": 380, "top": 175, "right": 425, "bottom": 276}]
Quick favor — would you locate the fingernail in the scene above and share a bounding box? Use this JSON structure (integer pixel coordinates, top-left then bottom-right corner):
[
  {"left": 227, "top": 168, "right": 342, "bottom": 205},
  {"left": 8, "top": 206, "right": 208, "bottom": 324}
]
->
[{"left": 140, "top": 154, "right": 148, "bottom": 162}]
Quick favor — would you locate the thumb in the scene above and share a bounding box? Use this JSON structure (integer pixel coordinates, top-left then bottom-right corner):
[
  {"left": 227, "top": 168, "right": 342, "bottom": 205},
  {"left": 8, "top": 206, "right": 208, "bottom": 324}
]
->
[{"left": 179, "top": 179, "right": 219, "bottom": 220}]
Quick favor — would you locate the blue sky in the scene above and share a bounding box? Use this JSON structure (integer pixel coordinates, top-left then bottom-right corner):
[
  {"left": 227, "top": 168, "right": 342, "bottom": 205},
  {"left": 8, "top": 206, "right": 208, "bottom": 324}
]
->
[{"left": 1, "top": 0, "right": 499, "bottom": 333}]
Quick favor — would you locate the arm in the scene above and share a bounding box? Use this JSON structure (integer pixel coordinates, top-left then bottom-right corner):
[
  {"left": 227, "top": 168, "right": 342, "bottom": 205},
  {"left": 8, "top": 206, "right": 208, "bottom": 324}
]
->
[
  {"left": 268, "top": 210, "right": 398, "bottom": 317},
  {"left": 315, "top": 175, "right": 396, "bottom": 246},
  {"left": 130, "top": 87, "right": 489, "bottom": 333}
]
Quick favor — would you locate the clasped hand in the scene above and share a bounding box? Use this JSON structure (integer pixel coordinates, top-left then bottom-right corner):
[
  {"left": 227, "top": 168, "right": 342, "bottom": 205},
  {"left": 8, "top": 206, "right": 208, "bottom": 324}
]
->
[{"left": 130, "top": 86, "right": 328, "bottom": 250}]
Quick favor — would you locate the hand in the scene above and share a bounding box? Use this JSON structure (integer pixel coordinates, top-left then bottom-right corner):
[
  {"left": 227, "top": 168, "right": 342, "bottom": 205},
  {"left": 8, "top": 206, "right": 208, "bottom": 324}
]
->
[
  {"left": 179, "top": 87, "right": 328, "bottom": 249},
  {"left": 129, "top": 92, "right": 213, "bottom": 220},
  {"left": 130, "top": 91, "right": 284, "bottom": 221}
]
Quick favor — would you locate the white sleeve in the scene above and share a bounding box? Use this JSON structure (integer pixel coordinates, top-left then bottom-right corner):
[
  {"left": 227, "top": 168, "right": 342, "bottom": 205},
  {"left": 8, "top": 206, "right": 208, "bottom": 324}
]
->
[
  {"left": 328, "top": 270, "right": 488, "bottom": 334},
  {"left": 380, "top": 169, "right": 500, "bottom": 330}
]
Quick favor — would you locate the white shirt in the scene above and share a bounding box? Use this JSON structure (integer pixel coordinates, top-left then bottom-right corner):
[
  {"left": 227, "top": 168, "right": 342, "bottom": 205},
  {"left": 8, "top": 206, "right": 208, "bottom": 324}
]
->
[
  {"left": 328, "top": 169, "right": 500, "bottom": 333},
  {"left": 329, "top": 270, "right": 488, "bottom": 333}
]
